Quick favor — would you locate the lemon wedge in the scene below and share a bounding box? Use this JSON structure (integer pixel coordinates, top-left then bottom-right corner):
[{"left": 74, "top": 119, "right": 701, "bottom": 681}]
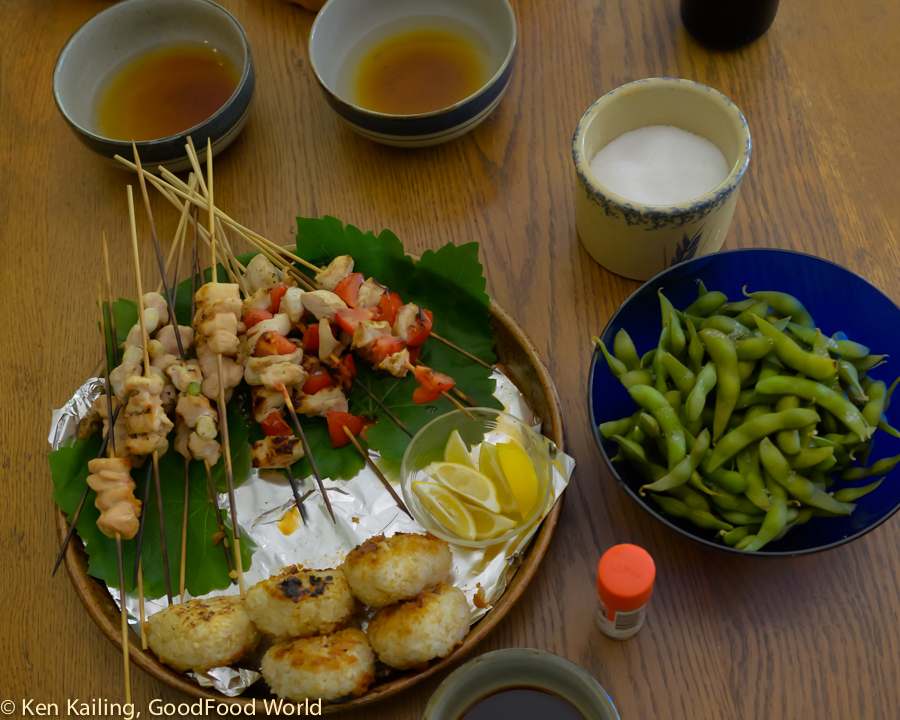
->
[
  {"left": 497, "top": 443, "right": 539, "bottom": 518},
  {"left": 425, "top": 462, "right": 502, "bottom": 513},
  {"left": 443, "top": 429, "right": 475, "bottom": 468},
  {"left": 463, "top": 501, "right": 518, "bottom": 540},
  {"left": 478, "top": 442, "right": 518, "bottom": 514},
  {"left": 412, "top": 481, "right": 476, "bottom": 540}
]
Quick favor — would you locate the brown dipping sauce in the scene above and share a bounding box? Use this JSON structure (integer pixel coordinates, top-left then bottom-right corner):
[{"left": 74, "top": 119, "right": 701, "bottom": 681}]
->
[
  {"left": 353, "top": 29, "right": 487, "bottom": 115},
  {"left": 459, "top": 687, "right": 586, "bottom": 720},
  {"left": 97, "top": 45, "right": 238, "bottom": 141}
]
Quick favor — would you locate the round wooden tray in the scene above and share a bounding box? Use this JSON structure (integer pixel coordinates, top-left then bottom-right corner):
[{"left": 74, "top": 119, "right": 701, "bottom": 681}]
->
[{"left": 56, "top": 298, "right": 567, "bottom": 711}]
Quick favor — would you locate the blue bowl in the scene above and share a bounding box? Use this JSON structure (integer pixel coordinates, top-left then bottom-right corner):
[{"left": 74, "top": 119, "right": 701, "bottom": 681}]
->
[{"left": 589, "top": 248, "right": 900, "bottom": 556}]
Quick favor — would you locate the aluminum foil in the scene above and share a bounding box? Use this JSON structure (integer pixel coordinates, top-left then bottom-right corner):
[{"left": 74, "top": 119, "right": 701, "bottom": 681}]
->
[{"left": 49, "top": 371, "right": 574, "bottom": 696}]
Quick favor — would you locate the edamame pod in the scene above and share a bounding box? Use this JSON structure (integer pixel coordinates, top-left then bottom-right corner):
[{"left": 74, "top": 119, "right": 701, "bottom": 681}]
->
[
  {"left": 758, "top": 438, "right": 853, "bottom": 514},
  {"left": 613, "top": 328, "right": 641, "bottom": 371},
  {"left": 698, "top": 328, "right": 740, "bottom": 441},
  {"left": 833, "top": 478, "right": 884, "bottom": 503},
  {"left": 659, "top": 290, "right": 686, "bottom": 357},
  {"left": 742, "top": 473, "right": 789, "bottom": 552},
  {"left": 747, "top": 290, "right": 816, "bottom": 328},
  {"left": 686, "top": 362, "right": 717, "bottom": 423},
  {"left": 736, "top": 443, "right": 770, "bottom": 510},
  {"left": 840, "top": 452, "right": 900, "bottom": 480},
  {"left": 660, "top": 352, "right": 696, "bottom": 394},
  {"left": 619, "top": 368, "right": 654, "bottom": 389},
  {"left": 702, "top": 315, "right": 752, "bottom": 340},
  {"left": 684, "top": 291, "right": 728, "bottom": 318},
  {"left": 754, "top": 316, "right": 836, "bottom": 380},
  {"left": 599, "top": 413, "right": 637, "bottom": 439},
  {"left": 596, "top": 338, "right": 626, "bottom": 378},
  {"left": 650, "top": 494, "right": 734, "bottom": 532},
  {"left": 734, "top": 336, "right": 776, "bottom": 361},
  {"left": 668, "top": 484, "right": 713, "bottom": 513},
  {"left": 755, "top": 376, "right": 873, "bottom": 441},
  {"left": 640, "top": 429, "right": 711, "bottom": 494},
  {"left": 706, "top": 408, "right": 821, "bottom": 472},
  {"left": 722, "top": 524, "right": 761, "bottom": 547},
  {"left": 685, "top": 317, "right": 705, "bottom": 375},
  {"left": 628, "top": 384, "right": 686, "bottom": 469}
]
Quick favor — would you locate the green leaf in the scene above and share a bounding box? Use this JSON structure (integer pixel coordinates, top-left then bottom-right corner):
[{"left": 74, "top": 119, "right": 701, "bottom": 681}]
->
[
  {"left": 296, "top": 218, "right": 501, "bottom": 463},
  {"left": 295, "top": 217, "right": 415, "bottom": 295}
]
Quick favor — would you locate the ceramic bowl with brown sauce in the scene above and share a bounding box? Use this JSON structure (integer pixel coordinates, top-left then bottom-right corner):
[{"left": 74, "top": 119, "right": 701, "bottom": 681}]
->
[
  {"left": 308, "top": 0, "right": 516, "bottom": 147},
  {"left": 424, "top": 648, "right": 621, "bottom": 720},
  {"left": 53, "top": 0, "right": 254, "bottom": 171}
]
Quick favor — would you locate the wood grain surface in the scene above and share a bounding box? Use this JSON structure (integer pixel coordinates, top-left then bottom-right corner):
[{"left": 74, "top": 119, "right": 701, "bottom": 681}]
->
[{"left": 3, "top": 0, "right": 900, "bottom": 718}]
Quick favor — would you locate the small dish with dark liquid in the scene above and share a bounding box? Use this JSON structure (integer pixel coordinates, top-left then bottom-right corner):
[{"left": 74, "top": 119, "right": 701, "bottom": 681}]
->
[
  {"left": 459, "top": 687, "right": 586, "bottom": 720},
  {"left": 423, "top": 648, "right": 620, "bottom": 720}
]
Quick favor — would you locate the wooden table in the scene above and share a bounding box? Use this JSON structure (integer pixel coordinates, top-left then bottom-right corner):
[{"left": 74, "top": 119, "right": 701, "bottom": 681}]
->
[{"left": 3, "top": 0, "right": 900, "bottom": 717}]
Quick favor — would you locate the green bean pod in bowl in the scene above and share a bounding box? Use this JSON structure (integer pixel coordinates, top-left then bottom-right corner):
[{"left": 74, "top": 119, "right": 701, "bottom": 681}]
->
[{"left": 588, "top": 249, "right": 900, "bottom": 556}]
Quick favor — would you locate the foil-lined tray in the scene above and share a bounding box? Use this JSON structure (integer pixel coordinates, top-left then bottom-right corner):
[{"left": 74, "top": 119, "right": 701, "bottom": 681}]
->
[{"left": 50, "top": 371, "right": 574, "bottom": 695}]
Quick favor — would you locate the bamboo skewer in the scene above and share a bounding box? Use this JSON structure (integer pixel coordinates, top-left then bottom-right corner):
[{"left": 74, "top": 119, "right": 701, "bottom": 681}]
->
[
  {"left": 114, "top": 534, "right": 132, "bottom": 702},
  {"left": 204, "top": 461, "right": 237, "bottom": 583},
  {"left": 136, "top": 559, "right": 147, "bottom": 650},
  {"left": 179, "top": 456, "right": 189, "bottom": 602},
  {"left": 206, "top": 140, "right": 246, "bottom": 598},
  {"left": 132, "top": 143, "right": 186, "bottom": 363},
  {"left": 101, "top": 233, "right": 119, "bottom": 364},
  {"left": 342, "top": 426, "right": 412, "bottom": 518},
  {"left": 277, "top": 384, "right": 336, "bottom": 523},
  {"left": 128, "top": 185, "right": 174, "bottom": 606},
  {"left": 155, "top": 173, "right": 197, "bottom": 295},
  {"left": 98, "top": 286, "right": 132, "bottom": 706},
  {"left": 283, "top": 466, "right": 307, "bottom": 528}
]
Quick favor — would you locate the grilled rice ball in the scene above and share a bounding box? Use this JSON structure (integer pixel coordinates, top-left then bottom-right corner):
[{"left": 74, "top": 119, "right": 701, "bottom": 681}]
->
[
  {"left": 244, "top": 566, "right": 356, "bottom": 639},
  {"left": 339, "top": 532, "right": 452, "bottom": 608},
  {"left": 261, "top": 628, "right": 375, "bottom": 702},
  {"left": 146, "top": 595, "right": 261, "bottom": 672},
  {"left": 366, "top": 582, "right": 470, "bottom": 671}
]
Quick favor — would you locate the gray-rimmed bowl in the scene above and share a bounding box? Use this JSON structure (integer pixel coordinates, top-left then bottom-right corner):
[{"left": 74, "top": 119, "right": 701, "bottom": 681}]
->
[
  {"left": 308, "top": 0, "right": 516, "bottom": 147},
  {"left": 53, "top": 0, "right": 255, "bottom": 172},
  {"left": 423, "top": 648, "right": 620, "bottom": 720}
]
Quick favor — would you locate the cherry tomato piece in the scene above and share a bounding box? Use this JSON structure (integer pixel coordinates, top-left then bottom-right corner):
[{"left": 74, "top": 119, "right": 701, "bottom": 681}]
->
[
  {"left": 243, "top": 308, "right": 273, "bottom": 329},
  {"left": 269, "top": 284, "right": 288, "bottom": 314},
  {"left": 333, "top": 273, "right": 365, "bottom": 309},
  {"left": 405, "top": 309, "right": 434, "bottom": 347},
  {"left": 378, "top": 291, "right": 403, "bottom": 325},
  {"left": 326, "top": 410, "right": 365, "bottom": 448},
  {"left": 335, "top": 307, "right": 378, "bottom": 334},
  {"left": 302, "top": 367, "right": 336, "bottom": 395},
  {"left": 302, "top": 324, "right": 319, "bottom": 351},
  {"left": 261, "top": 411, "right": 292, "bottom": 437},
  {"left": 253, "top": 331, "right": 298, "bottom": 357}
]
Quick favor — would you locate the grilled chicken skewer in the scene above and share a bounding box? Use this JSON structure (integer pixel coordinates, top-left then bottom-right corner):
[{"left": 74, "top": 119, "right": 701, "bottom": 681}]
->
[{"left": 127, "top": 186, "right": 175, "bottom": 605}]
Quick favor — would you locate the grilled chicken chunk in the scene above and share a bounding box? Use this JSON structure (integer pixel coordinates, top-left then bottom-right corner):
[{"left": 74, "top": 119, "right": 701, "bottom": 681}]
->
[
  {"left": 251, "top": 435, "right": 305, "bottom": 468},
  {"left": 302, "top": 290, "right": 348, "bottom": 321},
  {"left": 314, "top": 255, "right": 354, "bottom": 291}
]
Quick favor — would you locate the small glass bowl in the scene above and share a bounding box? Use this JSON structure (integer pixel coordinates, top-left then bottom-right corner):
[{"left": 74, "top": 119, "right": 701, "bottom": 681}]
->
[{"left": 400, "top": 408, "right": 553, "bottom": 548}]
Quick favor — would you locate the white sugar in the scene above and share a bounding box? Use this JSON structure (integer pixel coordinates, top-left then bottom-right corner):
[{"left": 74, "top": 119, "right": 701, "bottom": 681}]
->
[{"left": 589, "top": 125, "right": 729, "bottom": 206}]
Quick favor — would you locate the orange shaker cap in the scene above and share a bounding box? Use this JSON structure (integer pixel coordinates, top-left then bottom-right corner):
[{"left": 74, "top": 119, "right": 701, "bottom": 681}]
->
[{"left": 597, "top": 544, "right": 656, "bottom": 611}]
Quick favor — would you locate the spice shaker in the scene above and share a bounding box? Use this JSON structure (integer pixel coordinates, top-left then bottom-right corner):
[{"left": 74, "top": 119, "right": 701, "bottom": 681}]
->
[{"left": 595, "top": 544, "right": 656, "bottom": 640}]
